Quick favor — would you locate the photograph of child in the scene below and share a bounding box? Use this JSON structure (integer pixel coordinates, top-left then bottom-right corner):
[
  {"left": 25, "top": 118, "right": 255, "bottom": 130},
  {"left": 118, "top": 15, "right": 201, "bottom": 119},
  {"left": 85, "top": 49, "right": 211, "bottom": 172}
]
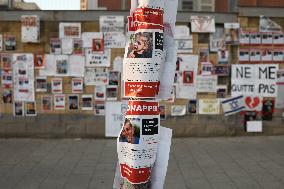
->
[
  {"left": 127, "top": 32, "right": 153, "bottom": 58},
  {"left": 119, "top": 118, "right": 140, "bottom": 144}
]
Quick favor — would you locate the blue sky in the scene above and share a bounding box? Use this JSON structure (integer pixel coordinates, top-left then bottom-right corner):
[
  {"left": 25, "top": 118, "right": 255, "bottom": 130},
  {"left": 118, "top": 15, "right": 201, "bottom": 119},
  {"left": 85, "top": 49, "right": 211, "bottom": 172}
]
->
[{"left": 25, "top": 0, "right": 80, "bottom": 10}]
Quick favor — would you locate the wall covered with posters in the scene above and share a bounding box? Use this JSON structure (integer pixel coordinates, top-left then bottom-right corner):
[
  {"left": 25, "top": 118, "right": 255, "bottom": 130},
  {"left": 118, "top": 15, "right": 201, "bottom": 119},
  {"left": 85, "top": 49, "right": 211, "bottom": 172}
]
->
[{"left": 0, "top": 11, "right": 284, "bottom": 137}]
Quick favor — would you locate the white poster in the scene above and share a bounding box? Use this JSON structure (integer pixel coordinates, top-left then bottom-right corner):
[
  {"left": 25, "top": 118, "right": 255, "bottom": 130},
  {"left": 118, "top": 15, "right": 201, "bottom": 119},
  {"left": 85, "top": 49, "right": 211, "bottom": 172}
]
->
[
  {"left": 259, "top": 15, "right": 282, "bottom": 33},
  {"left": 85, "top": 68, "right": 109, "bottom": 86},
  {"left": 94, "top": 85, "right": 106, "bottom": 101},
  {"left": 51, "top": 78, "right": 63, "bottom": 93},
  {"left": 82, "top": 95, "right": 93, "bottom": 111},
  {"left": 105, "top": 101, "right": 128, "bottom": 137},
  {"left": 210, "top": 27, "right": 225, "bottom": 52},
  {"left": 196, "top": 75, "right": 217, "bottom": 93},
  {"left": 231, "top": 64, "right": 278, "bottom": 97},
  {"left": 171, "top": 105, "right": 186, "bottom": 116},
  {"left": 21, "top": 15, "right": 40, "bottom": 43},
  {"left": 35, "top": 76, "right": 47, "bottom": 92},
  {"left": 69, "top": 55, "right": 85, "bottom": 77},
  {"left": 59, "top": 22, "right": 81, "bottom": 39},
  {"left": 198, "top": 99, "right": 220, "bottom": 115},
  {"left": 276, "top": 69, "right": 284, "bottom": 108},
  {"left": 0, "top": 34, "right": 2, "bottom": 51},
  {"left": 225, "top": 23, "right": 240, "bottom": 45},
  {"left": 54, "top": 94, "right": 65, "bottom": 110},
  {"left": 104, "top": 32, "right": 126, "bottom": 48},
  {"left": 82, "top": 32, "right": 103, "bottom": 48},
  {"left": 39, "top": 54, "right": 56, "bottom": 76},
  {"left": 100, "top": 16, "right": 125, "bottom": 33},
  {"left": 85, "top": 48, "right": 111, "bottom": 67},
  {"left": 191, "top": 15, "right": 215, "bottom": 33},
  {"left": 61, "top": 38, "right": 73, "bottom": 54},
  {"left": 55, "top": 55, "right": 69, "bottom": 76},
  {"left": 72, "top": 78, "right": 83, "bottom": 94},
  {"left": 13, "top": 54, "right": 35, "bottom": 102}
]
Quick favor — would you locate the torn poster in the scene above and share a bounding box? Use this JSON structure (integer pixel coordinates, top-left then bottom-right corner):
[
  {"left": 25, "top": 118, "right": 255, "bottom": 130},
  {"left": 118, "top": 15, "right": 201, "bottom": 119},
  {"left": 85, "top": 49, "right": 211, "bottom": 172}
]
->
[
  {"left": 69, "top": 55, "right": 85, "bottom": 77},
  {"left": 225, "top": 23, "right": 240, "bottom": 45},
  {"left": 105, "top": 101, "right": 128, "bottom": 137},
  {"left": 171, "top": 105, "right": 186, "bottom": 116}
]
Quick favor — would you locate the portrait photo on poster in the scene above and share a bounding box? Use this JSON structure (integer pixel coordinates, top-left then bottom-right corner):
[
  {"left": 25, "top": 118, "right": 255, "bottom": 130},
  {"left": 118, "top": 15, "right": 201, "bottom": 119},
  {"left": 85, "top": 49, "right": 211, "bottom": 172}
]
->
[
  {"left": 41, "top": 95, "right": 52, "bottom": 112},
  {"left": 119, "top": 118, "right": 140, "bottom": 144},
  {"left": 68, "top": 95, "right": 79, "bottom": 111},
  {"left": 127, "top": 32, "right": 153, "bottom": 59}
]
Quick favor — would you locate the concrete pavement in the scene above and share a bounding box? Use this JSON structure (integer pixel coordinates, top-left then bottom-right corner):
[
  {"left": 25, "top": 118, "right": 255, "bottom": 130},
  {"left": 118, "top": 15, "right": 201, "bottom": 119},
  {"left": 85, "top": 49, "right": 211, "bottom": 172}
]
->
[{"left": 0, "top": 136, "right": 284, "bottom": 189}]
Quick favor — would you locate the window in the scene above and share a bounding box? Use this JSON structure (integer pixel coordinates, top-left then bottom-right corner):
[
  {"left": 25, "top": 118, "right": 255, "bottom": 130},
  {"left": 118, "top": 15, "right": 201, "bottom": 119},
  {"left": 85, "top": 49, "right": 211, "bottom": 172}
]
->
[
  {"left": 182, "top": 0, "right": 194, "bottom": 10},
  {"left": 199, "top": 0, "right": 215, "bottom": 11}
]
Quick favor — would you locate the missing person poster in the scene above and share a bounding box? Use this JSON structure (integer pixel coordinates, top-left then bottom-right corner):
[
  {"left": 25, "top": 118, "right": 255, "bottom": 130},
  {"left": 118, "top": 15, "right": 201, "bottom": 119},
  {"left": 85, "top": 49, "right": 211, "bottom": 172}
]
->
[
  {"left": 54, "top": 94, "right": 65, "bottom": 110},
  {"left": 13, "top": 54, "right": 35, "bottom": 102},
  {"left": 59, "top": 22, "right": 81, "bottom": 39},
  {"left": 21, "top": 15, "right": 40, "bottom": 43}
]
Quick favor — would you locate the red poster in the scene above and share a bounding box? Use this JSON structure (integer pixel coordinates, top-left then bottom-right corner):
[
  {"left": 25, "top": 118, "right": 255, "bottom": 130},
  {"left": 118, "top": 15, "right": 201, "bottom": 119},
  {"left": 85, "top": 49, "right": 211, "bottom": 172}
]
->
[
  {"left": 127, "top": 101, "right": 159, "bottom": 115},
  {"left": 120, "top": 163, "right": 151, "bottom": 184},
  {"left": 133, "top": 8, "right": 164, "bottom": 26},
  {"left": 124, "top": 82, "right": 159, "bottom": 98}
]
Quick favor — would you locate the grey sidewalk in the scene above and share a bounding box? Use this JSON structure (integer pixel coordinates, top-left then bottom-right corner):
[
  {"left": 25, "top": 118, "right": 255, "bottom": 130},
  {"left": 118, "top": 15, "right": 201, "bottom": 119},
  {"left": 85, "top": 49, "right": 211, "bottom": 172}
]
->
[{"left": 0, "top": 137, "right": 284, "bottom": 189}]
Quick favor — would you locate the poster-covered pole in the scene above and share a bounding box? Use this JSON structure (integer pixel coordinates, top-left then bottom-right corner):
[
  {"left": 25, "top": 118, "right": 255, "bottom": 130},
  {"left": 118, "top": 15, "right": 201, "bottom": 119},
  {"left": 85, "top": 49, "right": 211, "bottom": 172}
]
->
[{"left": 115, "top": 0, "right": 178, "bottom": 188}]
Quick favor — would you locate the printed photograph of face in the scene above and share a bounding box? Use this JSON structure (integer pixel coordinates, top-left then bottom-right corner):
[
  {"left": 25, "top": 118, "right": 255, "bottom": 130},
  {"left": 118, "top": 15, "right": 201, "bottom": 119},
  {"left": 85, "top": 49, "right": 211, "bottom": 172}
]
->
[
  {"left": 127, "top": 32, "right": 153, "bottom": 58},
  {"left": 119, "top": 118, "right": 140, "bottom": 144}
]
